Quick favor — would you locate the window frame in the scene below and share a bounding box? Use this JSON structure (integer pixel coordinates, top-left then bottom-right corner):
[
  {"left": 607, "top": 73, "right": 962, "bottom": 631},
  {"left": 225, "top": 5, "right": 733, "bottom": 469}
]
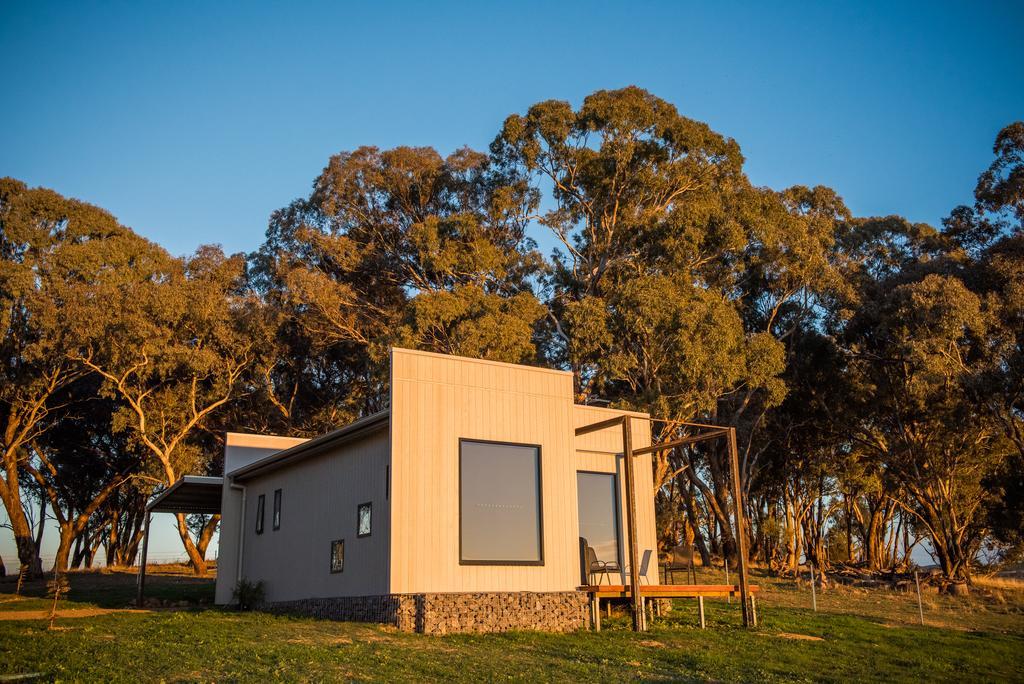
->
[
  {"left": 255, "top": 494, "right": 265, "bottom": 535},
  {"left": 272, "top": 488, "right": 282, "bottom": 531},
  {"left": 458, "top": 438, "right": 544, "bottom": 567},
  {"left": 330, "top": 539, "right": 344, "bottom": 573},
  {"left": 357, "top": 501, "right": 372, "bottom": 538}
]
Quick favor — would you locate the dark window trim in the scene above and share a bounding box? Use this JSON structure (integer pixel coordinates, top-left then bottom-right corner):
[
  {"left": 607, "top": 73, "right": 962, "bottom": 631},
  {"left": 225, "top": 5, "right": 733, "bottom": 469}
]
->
[
  {"left": 330, "top": 538, "right": 344, "bottom": 574},
  {"left": 357, "top": 501, "right": 372, "bottom": 538},
  {"left": 255, "top": 494, "right": 265, "bottom": 535},
  {"left": 458, "top": 438, "right": 544, "bottom": 566},
  {"left": 576, "top": 469, "right": 623, "bottom": 568},
  {"left": 272, "top": 488, "right": 282, "bottom": 531}
]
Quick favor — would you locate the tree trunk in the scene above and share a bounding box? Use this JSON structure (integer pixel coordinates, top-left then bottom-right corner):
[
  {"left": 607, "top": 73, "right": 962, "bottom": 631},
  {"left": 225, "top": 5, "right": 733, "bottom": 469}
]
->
[
  {"left": 0, "top": 487, "right": 43, "bottom": 577},
  {"left": 196, "top": 515, "right": 220, "bottom": 559},
  {"left": 53, "top": 523, "right": 74, "bottom": 574},
  {"left": 34, "top": 496, "right": 47, "bottom": 553},
  {"left": 71, "top": 524, "right": 84, "bottom": 569},
  {"left": 679, "top": 476, "right": 712, "bottom": 566},
  {"left": 176, "top": 513, "right": 208, "bottom": 575}
]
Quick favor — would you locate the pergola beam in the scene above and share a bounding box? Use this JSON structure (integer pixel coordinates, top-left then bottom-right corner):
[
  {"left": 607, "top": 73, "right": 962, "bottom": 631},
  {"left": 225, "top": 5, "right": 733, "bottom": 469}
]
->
[
  {"left": 630, "top": 428, "right": 730, "bottom": 456},
  {"left": 574, "top": 415, "right": 625, "bottom": 436}
]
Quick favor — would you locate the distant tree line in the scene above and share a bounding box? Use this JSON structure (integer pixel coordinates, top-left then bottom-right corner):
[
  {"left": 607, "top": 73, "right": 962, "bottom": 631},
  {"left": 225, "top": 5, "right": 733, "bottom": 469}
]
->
[{"left": 2, "top": 88, "right": 1021, "bottom": 591}]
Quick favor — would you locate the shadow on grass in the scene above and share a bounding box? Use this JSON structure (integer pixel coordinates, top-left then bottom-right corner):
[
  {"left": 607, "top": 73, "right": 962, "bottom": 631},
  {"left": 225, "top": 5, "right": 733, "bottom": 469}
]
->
[{"left": 0, "top": 567, "right": 215, "bottom": 609}]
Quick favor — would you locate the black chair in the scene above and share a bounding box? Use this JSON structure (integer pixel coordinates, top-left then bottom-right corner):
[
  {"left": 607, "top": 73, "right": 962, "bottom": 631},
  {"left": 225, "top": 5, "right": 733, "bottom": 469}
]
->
[{"left": 585, "top": 544, "right": 622, "bottom": 585}]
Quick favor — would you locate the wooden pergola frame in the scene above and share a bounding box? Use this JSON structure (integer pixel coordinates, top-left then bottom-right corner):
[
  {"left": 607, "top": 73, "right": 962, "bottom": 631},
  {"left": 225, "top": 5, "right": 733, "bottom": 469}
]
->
[{"left": 575, "top": 415, "right": 752, "bottom": 631}]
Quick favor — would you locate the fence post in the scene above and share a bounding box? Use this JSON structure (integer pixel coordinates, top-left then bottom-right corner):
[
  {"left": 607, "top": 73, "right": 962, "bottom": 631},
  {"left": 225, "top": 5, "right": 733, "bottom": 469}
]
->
[
  {"left": 810, "top": 561, "right": 817, "bottom": 612},
  {"left": 914, "top": 571, "right": 924, "bottom": 626},
  {"left": 725, "top": 557, "right": 731, "bottom": 604}
]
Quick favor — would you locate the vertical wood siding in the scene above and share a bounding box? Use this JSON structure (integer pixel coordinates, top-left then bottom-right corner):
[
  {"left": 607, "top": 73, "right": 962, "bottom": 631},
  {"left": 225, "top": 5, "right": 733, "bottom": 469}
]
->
[{"left": 389, "top": 348, "right": 657, "bottom": 593}]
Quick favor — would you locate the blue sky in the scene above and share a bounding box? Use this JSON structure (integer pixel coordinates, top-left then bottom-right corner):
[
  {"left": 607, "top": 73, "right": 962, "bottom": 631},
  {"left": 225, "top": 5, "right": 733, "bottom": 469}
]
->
[{"left": 2, "top": 1, "right": 1021, "bottom": 567}]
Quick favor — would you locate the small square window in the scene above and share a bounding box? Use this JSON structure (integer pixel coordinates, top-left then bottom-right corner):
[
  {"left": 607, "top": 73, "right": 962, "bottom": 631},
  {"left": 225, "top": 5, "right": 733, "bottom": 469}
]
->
[
  {"left": 330, "top": 539, "right": 344, "bottom": 573},
  {"left": 357, "top": 502, "right": 372, "bottom": 537},
  {"left": 273, "top": 489, "right": 282, "bottom": 530},
  {"left": 255, "top": 494, "right": 265, "bottom": 534}
]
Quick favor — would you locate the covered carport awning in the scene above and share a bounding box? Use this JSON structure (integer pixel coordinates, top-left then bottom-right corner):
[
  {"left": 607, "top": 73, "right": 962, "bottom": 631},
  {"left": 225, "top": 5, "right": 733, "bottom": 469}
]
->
[
  {"left": 146, "top": 475, "right": 223, "bottom": 514},
  {"left": 137, "top": 475, "right": 223, "bottom": 607}
]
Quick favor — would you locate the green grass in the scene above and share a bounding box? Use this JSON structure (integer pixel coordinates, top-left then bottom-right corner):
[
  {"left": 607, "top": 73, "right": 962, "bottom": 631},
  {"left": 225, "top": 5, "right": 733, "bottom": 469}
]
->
[{"left": 1, "top": 569, "right": 1022, "bottom": 682}]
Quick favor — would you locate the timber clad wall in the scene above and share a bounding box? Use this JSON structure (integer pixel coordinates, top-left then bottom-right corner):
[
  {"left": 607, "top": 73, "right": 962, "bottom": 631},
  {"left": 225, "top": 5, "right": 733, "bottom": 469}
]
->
[
  {"left": 238, "top": 429, "right": 391, "bottom": 602},
  {"left": 389, "top": 348, "right": 657, "bottom": 594}
]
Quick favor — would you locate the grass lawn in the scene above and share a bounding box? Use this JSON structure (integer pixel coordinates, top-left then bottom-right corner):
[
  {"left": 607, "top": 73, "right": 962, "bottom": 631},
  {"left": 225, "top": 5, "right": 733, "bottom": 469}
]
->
[{"left": 1, "top": 567, "right": 1022, "bottom": 682}]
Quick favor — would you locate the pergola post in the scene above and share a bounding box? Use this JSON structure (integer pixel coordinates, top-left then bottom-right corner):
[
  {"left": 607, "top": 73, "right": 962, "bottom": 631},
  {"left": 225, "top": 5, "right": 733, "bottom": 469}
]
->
[
  {"left": 620, "top": 416, "right": 646, "bottom": 632},
  {"left": 727, "top": 427, "right": 752, "bottom": 627},
  {"left": 136, "top": 511, "right": 151, "bottom": 608}
]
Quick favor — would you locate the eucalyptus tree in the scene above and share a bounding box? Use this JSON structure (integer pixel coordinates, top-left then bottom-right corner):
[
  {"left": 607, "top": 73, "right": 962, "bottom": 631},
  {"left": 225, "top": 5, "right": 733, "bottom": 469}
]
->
[
  {"left": 24, "top": 385, "right": 142, "bottom": 572},
  {"left": 491, "top": 87, "right": 856, "bottom": 561},
  {"left": 66, "top": 244, "right": 257, "bottom": 574},
  {"left": 0, "top": 177, "right": 137, "bottom": 576},
  {"left": 839, "top": 267, "right": 1007, "bottom": 586},
  {"left": 943, "top": 122, "right": 1024, "bottom": 561},
  {"left": 253, "top": 145, "right": 545, "bottom": 434}
]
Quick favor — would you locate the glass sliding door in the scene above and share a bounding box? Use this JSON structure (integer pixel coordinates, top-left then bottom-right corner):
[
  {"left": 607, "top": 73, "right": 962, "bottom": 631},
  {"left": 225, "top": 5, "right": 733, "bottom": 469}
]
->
[{"left": 576, "top": 471, "right": 621, "bottom": 565}]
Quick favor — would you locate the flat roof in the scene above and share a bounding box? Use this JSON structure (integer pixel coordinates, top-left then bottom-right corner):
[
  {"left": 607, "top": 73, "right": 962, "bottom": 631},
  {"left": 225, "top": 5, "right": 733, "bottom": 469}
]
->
[{"left": 147, "top": 475, "right": 223, "bottom": 514}]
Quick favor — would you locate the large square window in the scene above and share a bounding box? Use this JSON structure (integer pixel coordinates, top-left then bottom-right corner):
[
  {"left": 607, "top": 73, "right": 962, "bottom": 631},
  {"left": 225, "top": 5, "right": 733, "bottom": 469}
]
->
[{"left": 459, "top": 439, "right": 543, "bottom": 565}]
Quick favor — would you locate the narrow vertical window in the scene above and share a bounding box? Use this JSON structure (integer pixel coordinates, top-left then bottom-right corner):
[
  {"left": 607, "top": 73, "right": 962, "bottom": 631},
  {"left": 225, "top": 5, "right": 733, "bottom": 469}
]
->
[
  {"left": 357, "top": 502, "right": 372, "bottom": 537},
  {"left": 273, "top": 489, "right": 282, "bottom": 530},
  {"left": 255, "top": 494, "right": 265, "bottom": 534},
  {"left": 330, "top": 539, "right": 345, "bottom": 573}
]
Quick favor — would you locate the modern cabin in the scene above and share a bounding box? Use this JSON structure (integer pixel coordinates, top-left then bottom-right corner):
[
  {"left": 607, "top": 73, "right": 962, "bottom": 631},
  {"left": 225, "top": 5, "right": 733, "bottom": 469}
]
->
[{"left": 207, "top": 347, "right": 659, "bottom": 633}]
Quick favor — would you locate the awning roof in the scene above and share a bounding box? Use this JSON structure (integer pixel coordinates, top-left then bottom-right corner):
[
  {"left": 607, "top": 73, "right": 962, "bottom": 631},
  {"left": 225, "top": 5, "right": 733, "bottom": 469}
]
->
[{"left": 147, "top": 475, "right": 223, "bottom": 514}]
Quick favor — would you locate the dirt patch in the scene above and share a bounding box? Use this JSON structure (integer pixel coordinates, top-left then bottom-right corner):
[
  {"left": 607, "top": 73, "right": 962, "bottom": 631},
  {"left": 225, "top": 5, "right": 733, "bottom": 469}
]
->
[
  {"left": 638, "top": 639, "right": 666, "bottom": 648},
  {"left": 0, "top": 608, "right": 149, "bottom": 621},
  {"left": 771, "top": 632, "right": 824, "bottom": 641}
]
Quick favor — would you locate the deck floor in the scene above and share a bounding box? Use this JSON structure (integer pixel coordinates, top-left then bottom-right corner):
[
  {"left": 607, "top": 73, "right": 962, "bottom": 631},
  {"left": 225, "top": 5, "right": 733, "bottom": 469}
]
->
[{"left": 579, "top": 584, "right": 759, "bottom": 598}]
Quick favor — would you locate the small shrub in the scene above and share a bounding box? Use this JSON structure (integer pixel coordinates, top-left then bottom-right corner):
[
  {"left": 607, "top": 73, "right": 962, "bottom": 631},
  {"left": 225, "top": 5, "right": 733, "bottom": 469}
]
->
[{"left": 232, "top": 578, "right": 265, "bottom": 611}]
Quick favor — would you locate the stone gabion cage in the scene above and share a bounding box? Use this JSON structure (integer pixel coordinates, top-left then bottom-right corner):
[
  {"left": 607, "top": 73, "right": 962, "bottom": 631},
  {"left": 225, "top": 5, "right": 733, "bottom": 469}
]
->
[{"left": 267, "top": 591, "right": 590, "bottom": 635}]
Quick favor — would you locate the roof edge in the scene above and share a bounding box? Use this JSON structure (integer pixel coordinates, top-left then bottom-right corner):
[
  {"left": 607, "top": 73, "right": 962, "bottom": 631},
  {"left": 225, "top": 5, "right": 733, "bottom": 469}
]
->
[
  {"left": 228, "top": 410, "right": 389, "bottom": 482},
  {"left": 391, "top": 347, "right": 573, "bottom": 378}
]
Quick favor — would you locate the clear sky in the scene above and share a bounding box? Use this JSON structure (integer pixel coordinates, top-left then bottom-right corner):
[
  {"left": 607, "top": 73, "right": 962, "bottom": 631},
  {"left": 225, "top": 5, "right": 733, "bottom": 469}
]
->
[{"left": 1, "top": 1, "right": 1021, "bottom": 568}]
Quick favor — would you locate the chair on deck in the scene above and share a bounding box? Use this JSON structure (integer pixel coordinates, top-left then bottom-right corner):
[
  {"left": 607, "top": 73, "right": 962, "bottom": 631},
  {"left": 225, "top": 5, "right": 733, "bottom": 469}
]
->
[
  {"left": 625, "top": 549, "right": 654, "bottom": 584},
  {"left": 663, "top": 545, "right": 696, "bottom": 584},
  {"left": 580, "top": 539, "right": 621, "bottom": 585}
]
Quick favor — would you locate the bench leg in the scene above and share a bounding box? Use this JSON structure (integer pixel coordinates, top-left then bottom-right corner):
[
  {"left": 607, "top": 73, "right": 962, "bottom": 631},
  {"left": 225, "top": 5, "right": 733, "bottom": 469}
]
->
[
  {"left": 750, "top": 594, "right": 758, "bottom": 627},
  {"left": 698, "top": 595, "right": 706, "bottom": 629}
]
